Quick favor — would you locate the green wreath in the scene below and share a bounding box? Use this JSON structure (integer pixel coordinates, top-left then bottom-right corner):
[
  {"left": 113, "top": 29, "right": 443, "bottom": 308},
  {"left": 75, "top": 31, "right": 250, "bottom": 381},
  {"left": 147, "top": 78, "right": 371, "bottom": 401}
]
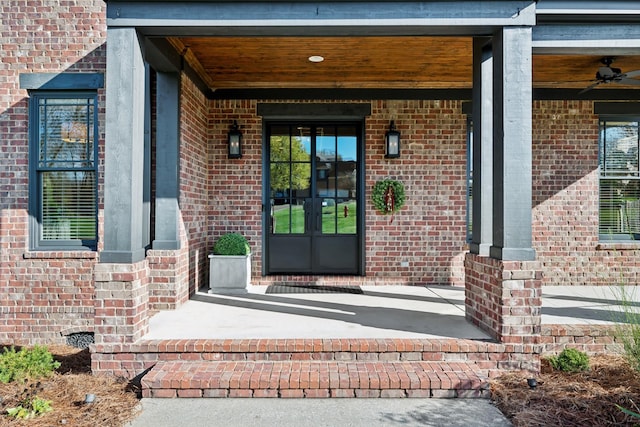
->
[{"left": 371, "top": 179, "right": 406, "bottom": 215}]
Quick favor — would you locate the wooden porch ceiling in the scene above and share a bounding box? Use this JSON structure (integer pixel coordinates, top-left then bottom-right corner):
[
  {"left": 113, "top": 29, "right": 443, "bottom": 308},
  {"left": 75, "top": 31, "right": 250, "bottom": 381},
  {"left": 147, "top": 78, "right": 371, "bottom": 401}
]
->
[{"left": 170, "top": 36, "right": 640, "bottom": 92}]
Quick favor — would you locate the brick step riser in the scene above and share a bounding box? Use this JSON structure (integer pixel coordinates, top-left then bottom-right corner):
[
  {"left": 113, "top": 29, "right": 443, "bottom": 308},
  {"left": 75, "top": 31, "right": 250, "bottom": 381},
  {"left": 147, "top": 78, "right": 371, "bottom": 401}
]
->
[
  {"left": 141, "top": 360, "right": 492, "bottom": 399},
  {"left": 91, "top": 338, "right": 541, "bottom": 379},
  {"left": 146, "top": 387, "right": 487, "bottom": 399},
  {"left": 93, "top": 351, "right": 537, "bottom": 378}
]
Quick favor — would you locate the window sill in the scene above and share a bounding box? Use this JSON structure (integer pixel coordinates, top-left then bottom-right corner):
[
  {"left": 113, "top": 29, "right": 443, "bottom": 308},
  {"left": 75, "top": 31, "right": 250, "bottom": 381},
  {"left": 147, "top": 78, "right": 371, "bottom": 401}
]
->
[
  {"left": 596, "top": 242, "right": 640, "bottom": 251},
  {"left": 24, "top": 250, "right": 98, "bottom": 260}
]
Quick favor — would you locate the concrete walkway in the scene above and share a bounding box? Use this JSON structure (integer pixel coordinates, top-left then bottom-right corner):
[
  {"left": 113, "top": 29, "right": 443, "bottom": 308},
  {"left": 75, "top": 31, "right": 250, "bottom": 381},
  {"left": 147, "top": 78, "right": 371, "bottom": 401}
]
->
[{"left": 127, "top": 397, "right": 512, "bottom": 427}]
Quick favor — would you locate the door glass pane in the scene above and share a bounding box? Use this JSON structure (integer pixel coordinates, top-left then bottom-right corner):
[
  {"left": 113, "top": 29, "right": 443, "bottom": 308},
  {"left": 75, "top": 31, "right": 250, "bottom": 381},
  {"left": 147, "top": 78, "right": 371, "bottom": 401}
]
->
[
  {"left": 270, "top": 163, "right": 290, "bottom": 205},
  {"left": 316, "top": 160, "right": 335, "bottom": 198},
  {"left": 270, "top": 126, "right": 291, "bottom": 162},
  {"left": 272, "top": 204, "right": 293, "bottom": 234},
  {"left": 337, "top": 126, "right": 357, "bottom": 161},
  {"left": 321, "top": 198, "right": 336, "bottom": 234},
  {"left": 338, "top": 199, "right": 357, "bottom": 234},
  {"left": 336, "top": 161, "right": 357, "bottom": 200},
  {"left": 294, "top": 127, "right": 312, "bottom": 161},
  {"left": 290, "top": 200, "right": 306, "bottom": 234},
  {"left": 316, "top": 126, "right": 336, "bottom": 161},
  {"left": 270, "top": 126, "right": 311, "bottom": 235}
]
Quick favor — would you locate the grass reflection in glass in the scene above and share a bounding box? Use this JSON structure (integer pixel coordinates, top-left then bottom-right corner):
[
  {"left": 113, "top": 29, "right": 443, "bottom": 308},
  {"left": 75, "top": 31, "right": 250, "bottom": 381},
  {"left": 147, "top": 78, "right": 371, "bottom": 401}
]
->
[{"left": 273, "top": 201, "right": 356, "bottom": 234}]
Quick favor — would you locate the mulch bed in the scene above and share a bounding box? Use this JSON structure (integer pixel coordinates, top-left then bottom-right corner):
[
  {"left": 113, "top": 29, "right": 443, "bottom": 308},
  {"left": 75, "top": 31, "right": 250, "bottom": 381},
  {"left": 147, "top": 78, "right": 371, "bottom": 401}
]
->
[
  {"left": 491, "top": 354, "right": 640, "bottom": 426},
  {"left": 0, "top": 345, "right": 140, "bottom": 427}
]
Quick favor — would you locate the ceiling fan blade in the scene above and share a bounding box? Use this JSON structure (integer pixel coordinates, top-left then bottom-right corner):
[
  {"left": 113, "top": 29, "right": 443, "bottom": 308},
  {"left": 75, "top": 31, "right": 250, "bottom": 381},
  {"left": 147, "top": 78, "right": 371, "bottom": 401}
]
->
[
  {"left": 579, "top": 81, "right": 601, "bottom": 94},
  {"left": 617, "top": 77, "right": 640, "bottom": 86},
  {"left": 623, "top": 69, "right": 640, "bottom": 78},
  {"left": 598, "top": 66, "right": 615, "bottom": 78}
]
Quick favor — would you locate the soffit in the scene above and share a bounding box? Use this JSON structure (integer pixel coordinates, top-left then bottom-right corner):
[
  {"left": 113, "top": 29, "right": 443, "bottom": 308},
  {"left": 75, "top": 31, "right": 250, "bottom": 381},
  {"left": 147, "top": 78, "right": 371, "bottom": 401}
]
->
[{"left": 169, "top": 36, "right": 640, "bottom": 91}]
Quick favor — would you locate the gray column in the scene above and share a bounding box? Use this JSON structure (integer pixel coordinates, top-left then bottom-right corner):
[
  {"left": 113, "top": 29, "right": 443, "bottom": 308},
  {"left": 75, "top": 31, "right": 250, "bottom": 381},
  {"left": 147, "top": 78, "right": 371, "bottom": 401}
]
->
[
  {"left": 490, "top": 26, "right": 536, "bottom": 261},
  {"left": 152, "top": 71, "right": 181, "bottom": 250},
  {"left": 143, "top": 64, "right": 152, "bottom": 250},
  {"left": 469, "top": 37, "right": 493, "bottom": 256},
  {"left": 101, "top": 27, "right": 147, "bottom": 263}
]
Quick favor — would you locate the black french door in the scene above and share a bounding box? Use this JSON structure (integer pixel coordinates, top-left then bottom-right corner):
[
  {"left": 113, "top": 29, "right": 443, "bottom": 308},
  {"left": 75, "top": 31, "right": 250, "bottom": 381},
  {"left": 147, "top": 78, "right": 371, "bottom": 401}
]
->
[{"left": 265, "top": 122, "right": 362, "bottom": 274}]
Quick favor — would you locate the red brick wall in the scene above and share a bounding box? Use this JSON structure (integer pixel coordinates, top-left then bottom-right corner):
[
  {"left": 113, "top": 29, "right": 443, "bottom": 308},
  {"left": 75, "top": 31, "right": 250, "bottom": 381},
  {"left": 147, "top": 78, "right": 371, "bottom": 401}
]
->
[
  {"left": 532, "top": 100, "right": 640, "bottom": 286},
  {"left": 207, "top": 100, "right": 470, "bottom": 287},
  {"left": 0, "top": 1, "right": 106, "bottom": 345},
  {"left": 541, "top": 324, "right": 622, "bottom": 355},
  {"left": 208, "top": 100, "right": 264, "bottom": 284},
  {"left": 149, "top": 75, "right": 209, "bottom": 301},
  {"left": 366, "top": 100, "right": 469, "bottom": 285},
  {"left": 465, "top": 254, "right": 542, "bottom": 347}
]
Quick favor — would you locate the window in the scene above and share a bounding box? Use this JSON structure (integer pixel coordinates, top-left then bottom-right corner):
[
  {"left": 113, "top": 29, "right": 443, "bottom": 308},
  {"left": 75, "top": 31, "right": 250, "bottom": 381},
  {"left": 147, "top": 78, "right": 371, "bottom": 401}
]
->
[
  {"left": 599, "top": 119, "right": 640, "bottom": 241},
  {"left": 29, "top": 92, "right": 98, "bottom": 250}
]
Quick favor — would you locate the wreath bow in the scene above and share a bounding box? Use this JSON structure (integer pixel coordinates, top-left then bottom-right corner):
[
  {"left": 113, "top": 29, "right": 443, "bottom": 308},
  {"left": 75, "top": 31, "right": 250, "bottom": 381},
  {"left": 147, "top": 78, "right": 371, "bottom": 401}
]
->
[{"left": 384, "top": 185, "right": 395, "bottom": 222}]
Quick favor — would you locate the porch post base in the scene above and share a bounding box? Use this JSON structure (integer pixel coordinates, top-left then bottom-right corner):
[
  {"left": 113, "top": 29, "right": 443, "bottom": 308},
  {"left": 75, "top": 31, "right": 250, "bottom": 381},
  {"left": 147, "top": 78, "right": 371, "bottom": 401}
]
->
[
  {"left": 93, "top": 260, "right": 150, "bottom": 345},
  {"left": 147, "top": 248, "right": 191, "bottom": 311},
  {"left": 464, "top": 253, "right": 542, "bottom": 348}
]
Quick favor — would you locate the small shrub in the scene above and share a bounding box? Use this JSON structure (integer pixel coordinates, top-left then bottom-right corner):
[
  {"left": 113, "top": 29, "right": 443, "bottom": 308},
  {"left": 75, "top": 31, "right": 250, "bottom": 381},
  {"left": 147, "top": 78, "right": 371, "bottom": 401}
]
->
[
  {"left": 548, "top": 348, "right": 590, "bottom": 373},
  {"left": 0, "top": 345, "right": 61, "bottom": 383},
  {"left": 6, "top": 382, "right": 52, "bottom": 419},
  {"left": 212, "top": 233, "right": 250, "bottom": 256}
]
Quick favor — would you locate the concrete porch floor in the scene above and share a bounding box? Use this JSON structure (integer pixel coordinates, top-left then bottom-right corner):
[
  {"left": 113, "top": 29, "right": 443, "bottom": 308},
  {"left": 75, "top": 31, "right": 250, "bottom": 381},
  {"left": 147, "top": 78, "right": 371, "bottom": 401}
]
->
[{"left": 141, "top": 285, "right": 640, "bottom": 341}]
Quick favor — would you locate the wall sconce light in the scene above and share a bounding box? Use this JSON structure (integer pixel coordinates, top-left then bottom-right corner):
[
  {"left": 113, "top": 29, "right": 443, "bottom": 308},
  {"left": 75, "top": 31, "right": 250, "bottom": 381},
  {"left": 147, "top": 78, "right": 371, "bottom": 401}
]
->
[
  {"left": 227, "top": 120, "right": 242, "bottom": 159},
  {"left": 385, "top": 120, "right": 400, "bottom": 159}
]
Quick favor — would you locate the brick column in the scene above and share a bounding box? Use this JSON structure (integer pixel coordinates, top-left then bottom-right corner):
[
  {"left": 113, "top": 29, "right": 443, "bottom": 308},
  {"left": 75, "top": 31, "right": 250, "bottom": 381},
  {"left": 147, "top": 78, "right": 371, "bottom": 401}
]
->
[
  {"left": 465, "top": 253, "right": 542, "bottom": 349},
  {"left": 94, "top": 260, "right": 150, "bottom": 344},
  {"left": 147, "top": 248, "right": 190, "bottom": 311}
]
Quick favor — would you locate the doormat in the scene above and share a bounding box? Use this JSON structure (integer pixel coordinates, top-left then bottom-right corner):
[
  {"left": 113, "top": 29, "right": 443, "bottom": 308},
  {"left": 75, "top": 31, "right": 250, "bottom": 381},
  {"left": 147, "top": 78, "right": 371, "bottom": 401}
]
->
[{"left": 265, "top": 284, "right": 364, "bottom": 294}]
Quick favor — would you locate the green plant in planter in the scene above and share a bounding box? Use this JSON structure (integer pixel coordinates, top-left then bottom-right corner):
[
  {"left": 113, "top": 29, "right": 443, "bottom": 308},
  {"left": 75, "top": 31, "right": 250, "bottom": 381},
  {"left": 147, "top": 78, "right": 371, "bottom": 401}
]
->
[{"left": 212, "top": 233, "right": 250, "bottom": 256}]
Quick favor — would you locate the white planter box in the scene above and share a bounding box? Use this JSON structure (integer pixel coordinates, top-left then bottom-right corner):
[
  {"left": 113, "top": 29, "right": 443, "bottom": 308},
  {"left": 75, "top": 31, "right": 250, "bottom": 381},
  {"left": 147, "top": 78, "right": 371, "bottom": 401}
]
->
[{"left": 208, "top": 253, "right": 251, "bottom": 294}]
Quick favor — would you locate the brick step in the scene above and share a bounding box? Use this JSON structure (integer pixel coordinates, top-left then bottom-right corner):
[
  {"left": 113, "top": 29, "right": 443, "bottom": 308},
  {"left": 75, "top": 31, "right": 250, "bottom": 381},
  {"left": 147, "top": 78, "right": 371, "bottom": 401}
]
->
[{"left": 141, "top": 360, "right": 490, "bottom": 399}]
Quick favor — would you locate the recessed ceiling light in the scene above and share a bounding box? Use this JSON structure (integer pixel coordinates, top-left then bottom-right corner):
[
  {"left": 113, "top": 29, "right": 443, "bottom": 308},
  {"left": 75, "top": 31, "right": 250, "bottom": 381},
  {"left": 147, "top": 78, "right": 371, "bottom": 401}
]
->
[{"left": 308, "top": 55, "right": 324, "bottom": 63}]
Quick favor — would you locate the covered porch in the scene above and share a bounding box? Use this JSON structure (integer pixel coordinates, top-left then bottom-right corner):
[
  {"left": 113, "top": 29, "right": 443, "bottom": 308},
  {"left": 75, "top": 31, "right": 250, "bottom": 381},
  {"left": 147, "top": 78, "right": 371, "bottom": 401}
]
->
[{"left": 92, "top": 0, "right": 640, "bottom": 387}]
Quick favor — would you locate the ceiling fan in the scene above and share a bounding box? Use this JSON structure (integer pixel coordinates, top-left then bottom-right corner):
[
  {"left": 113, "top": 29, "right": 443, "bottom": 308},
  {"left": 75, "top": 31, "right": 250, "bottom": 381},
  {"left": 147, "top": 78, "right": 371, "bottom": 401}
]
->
[{"left": 580, "top": 57, "right": 640, "bottom": 94}]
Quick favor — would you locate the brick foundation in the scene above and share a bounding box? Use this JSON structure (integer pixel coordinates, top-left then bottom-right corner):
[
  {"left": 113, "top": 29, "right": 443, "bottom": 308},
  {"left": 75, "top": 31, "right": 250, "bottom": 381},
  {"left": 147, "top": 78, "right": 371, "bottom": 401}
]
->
[
  {"left": 91, "top": 337, "right": 539, "bottom": 379},
  {"left": 465, "top": 254, "right": 542, "bottom": 350},
  {"left": 147, "top": 247, "right": 189, "bottom": 311},
  {"left": 540, "top": 324, "right": 624, "bottom": 355},
  {"left": 93, "top": 260, "right": 150, "bottom": 345}
]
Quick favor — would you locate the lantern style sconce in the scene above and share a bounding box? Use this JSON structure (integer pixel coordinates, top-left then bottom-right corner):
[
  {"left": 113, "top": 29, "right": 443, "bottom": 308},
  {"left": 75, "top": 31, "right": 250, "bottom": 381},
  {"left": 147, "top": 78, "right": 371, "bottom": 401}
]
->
[
  {"left": 227, "top": 120, "right": 242, "bottom": 159},
  {"left": 385, "top": 120, "right": 400, "bottom": 159}
]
